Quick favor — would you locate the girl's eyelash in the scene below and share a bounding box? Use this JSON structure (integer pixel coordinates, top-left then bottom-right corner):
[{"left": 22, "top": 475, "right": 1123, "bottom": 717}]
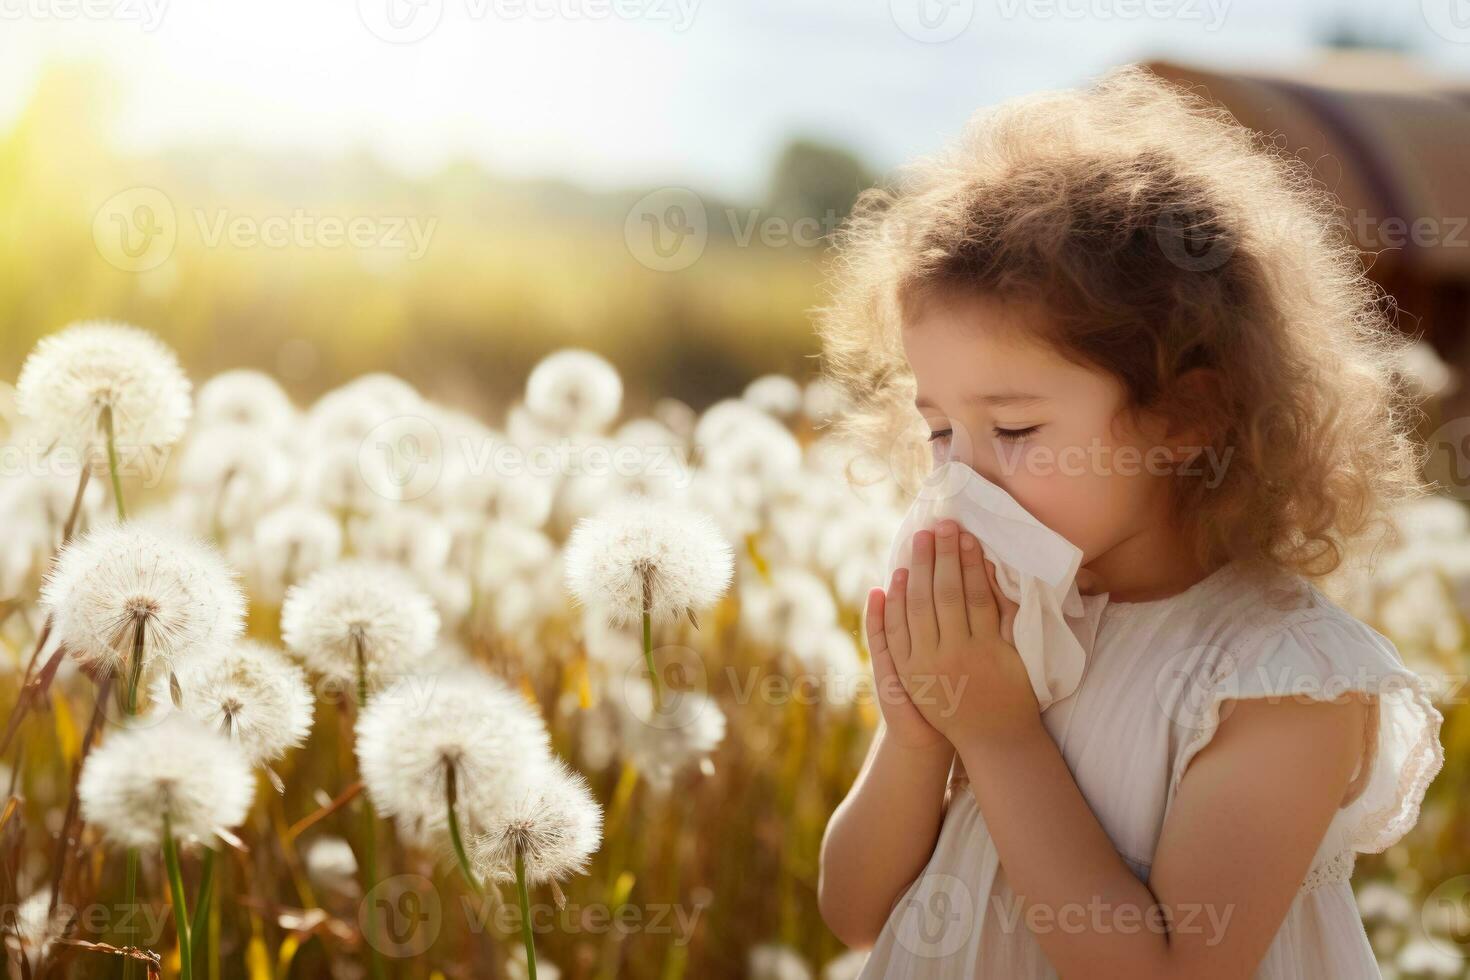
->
[{"left": 927, "top": 425, "right": 1042, "bottom": 444}]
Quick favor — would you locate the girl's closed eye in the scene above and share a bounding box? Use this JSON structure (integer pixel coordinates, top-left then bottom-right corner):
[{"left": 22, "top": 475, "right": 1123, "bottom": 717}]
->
[
  {"left": 993, "top": 424, "right": 1041, "bottom": 442},
  {"left": 926, "top": 425, "right": 1041, "bottom": 454}
]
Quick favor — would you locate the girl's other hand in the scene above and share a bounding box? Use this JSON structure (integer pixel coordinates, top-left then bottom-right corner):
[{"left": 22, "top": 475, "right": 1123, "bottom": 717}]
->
[{"left": 866, "top": 577, "right": 950, "bottom": 752}]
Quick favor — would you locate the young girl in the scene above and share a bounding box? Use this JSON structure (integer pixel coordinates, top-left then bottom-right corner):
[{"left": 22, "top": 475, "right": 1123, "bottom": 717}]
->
[{"left": 815, "top": 65, "right": 1446, "bottom": 978}]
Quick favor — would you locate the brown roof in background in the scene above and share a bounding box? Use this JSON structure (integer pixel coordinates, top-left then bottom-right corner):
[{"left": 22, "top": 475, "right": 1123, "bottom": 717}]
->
[{"left": 1146, "top": 53, "right": 1470, "bottom": 282}]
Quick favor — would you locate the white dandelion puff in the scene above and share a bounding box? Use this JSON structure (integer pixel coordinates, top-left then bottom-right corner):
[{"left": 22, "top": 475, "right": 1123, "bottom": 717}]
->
[
  {"left": 566, "top": 498, "right": 733, "bottom": 708},
  {"left": 176, "top": 424, "right": 294, "bottom": 534},
  {"left": 304, "top": 374, "right": 423, "bottom": 447},
  {"left": 739, "top": 566, "right": 838, "bottom": 653},
  {"left": 16, "top": 321, "right": 192, "bottom": 462},
  {"left": 195, "top": 369, "right": 297, "bottom": 433},
  {"left": 749, "top": 944, "right": 813, "bottom": 980},
  {"left": 10, "top": 886, "right": 66, "bottom": 962},
  {"left": 524, "top": 348, "right": 623, "bottom": 435},
  {"left": 468, "top": 756, "right": 603, "bottom": 888},
  {"left": 78, "top": 713, "right": 255, "bottom": 850},
  {"left": 614, "top": 678, "right": 726, "bottom": 793},
  {"left": 153, "top": 639, "right": 314, "bottom": 766},
  {"left": 701, "top": 415, "right": 803, "bottom": 491},
  {"left": 743, "top": 374, "right": 803, "bottom": 418},
  {"left": 355, "top": 666, "right": 551, "bottom": 848},
  {"left": 347, "top": 505, "right": 452, "bottom": 577},
  {"left": 299, "top": 438, "right": 401, "bottom": 515},
  {"left": 304, "top": 836, "right": 359, "bottom": 893},
  {"left": 246, "top": 503, "right": 343, "bottom": 605},
  {"left": 564, "top": 499, "right": 733, "bottom": 628},
  {"left": 40, "top": 520, "right": 245, "bottom": 685},
  {"left": 506, "top": 946, "right": 561, "bottom": 980},
  {"left": 821, "top": 950, "right": 869, "bottom": 980},
  {"left": 280, "top": 560, "right": 439, "bottom": 692},
  {"left": 692, "top": 398, "right": 766, "bottom": 453}
]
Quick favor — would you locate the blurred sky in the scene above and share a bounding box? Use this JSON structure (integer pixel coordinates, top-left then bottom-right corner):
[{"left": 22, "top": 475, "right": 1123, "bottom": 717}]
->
[{"left": 0, "top": 0, "right": 1465, "bottom": 199}]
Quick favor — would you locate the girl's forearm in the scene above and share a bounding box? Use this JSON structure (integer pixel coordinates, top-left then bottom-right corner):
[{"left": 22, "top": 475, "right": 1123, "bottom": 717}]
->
[
  {"left": 818, "top": 724, "right": 954, "bottom": 947},
  {"left": 955, "top": 721, "right": 1173, "bottom": 979}
]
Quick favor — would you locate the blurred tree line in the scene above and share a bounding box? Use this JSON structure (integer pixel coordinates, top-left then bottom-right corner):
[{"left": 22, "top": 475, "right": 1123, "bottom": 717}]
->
[{"left": 0, "top": 63, "right": 876, "bottom": 418}]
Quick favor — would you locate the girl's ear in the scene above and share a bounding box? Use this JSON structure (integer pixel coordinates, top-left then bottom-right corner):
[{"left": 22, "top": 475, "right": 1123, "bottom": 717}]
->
[{"left": 1156, "top": 367, "right": 1223, "bottom": 463}]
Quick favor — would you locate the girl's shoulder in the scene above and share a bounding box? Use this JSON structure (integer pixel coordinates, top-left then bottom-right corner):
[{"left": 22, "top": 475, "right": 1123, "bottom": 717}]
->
[{"left": 1156, "top": 560, "right": 1446, "bottom": 858}]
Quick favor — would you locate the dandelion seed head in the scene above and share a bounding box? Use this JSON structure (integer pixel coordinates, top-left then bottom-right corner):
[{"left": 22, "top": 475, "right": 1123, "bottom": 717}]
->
[
  {"left": 177, "top": 425, "right": 294, "bottom": 532},
  {"left": 356, "top": 667, "right": 551, "bottom": 847},
  {"left": 743, "top": 374, "right": 803, "bottom": 418},
  {"left": 12, "top": 887, "right": 66, "bottom": 961},
  {"left": 304, "top": 835, "right": 359, "bottom": 891},
  {"left": 40, "top": 520, "right": 245, "bottom": 678},
  {"left": 614, "top": 678, "right": 726, "bottom": 793},
  {"left": 476, "top": 521, "right": 556, "bottom": 591},
  {"left": 702, "top": 416, "right": 803, "bottom": 488},
  {"left": 196, "top": 369, "right": 297, "bottom": 433},
  {"left": 739, "top": 566, "right": 838, "bottom": 651},
  {"left": 506, "top": 947, "right": 561, "bottom": 980},
  {"left": 524, "top": 348, "right": 623, "bottom": 435},
  {"left": 300, "top": 438, "right": 401, "bottom": 514},
  {"left": 246, "top": 503, "right": 343, "bottom": 605},
  {"left": 348, "top": 505, "right": 452, "bottom": 576},
  {"left": 79, "top": 713, "right": 255, "bottom": 850},
  {"left": 305, "top": 375, "right": 423, "bottom": 446},
  {"left": 154, "top": 639, "right": 314, "bottom": 766},
  {"left": 748, "top": 944, "right": 813, "bottom": 980},
  {"left": 821, "top": 949, "right": 869, "bottom": 980},
  {"left": 564, "top": 498, "right": 733, "bottom": 628},
  {"left": 469, "top": 756, "right": 602, "bottom": 888},
  {"left": 692, "top": 398, "right": 766, "bottom": 453},
  {"left": 16, "top": 321, "right": 192, "bottom": 461},
  {"left": 280, "top": 560, "right": 439, "bottom": 688}
]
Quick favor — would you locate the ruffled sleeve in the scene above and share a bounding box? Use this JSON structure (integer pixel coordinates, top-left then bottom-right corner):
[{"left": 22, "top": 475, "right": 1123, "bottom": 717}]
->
[{"left": 1164, "top": 611, "right": 1446, "bottom": 856}]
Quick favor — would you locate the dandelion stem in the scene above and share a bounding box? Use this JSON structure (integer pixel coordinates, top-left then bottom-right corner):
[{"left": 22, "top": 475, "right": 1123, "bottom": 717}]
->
[
  {"left": 125, "top": 618, "right": 146, "bottom": 715},
  {"left": 190, "top": 848, "right": 216, "bottom": 971},
  {"left": 641, "top": 608, "right": 663, "bottom": 711},
  {"left": 122, "top": 847, "right": 138, "bottom": 980},
  {"left": 444, "top": 761, "right": 483, "bottom": 895},
  {"left": 162, "top": 815, "right": 192, "bottom": 980},
  {"left": 354, "top": 651, "right": 386, "bottom": 980},
  {"left": 101, "top": 404, "right": 126, "bottom": 522},
  {"left": 515, "top": 845, "right": 537, "bottom": 980}
]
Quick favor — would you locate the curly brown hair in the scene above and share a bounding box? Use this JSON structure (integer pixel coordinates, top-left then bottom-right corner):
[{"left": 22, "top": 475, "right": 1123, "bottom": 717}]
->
[{"left": 814, "top": 64, "right": 1432, "bottom": 581}]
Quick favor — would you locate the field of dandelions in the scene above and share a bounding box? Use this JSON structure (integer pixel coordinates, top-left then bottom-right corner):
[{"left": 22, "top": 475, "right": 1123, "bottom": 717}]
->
[{"left": 0, "top": 321, "right": 1466, "bottom": 980}]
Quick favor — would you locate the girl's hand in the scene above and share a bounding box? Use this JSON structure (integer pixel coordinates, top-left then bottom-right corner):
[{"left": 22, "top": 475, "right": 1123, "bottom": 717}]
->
[
  {"left": 865, "top": 580, "right": 949, "bottom": 752},
  {"left": 884, "top": 520, "right": 1037, "bottom": 749}
]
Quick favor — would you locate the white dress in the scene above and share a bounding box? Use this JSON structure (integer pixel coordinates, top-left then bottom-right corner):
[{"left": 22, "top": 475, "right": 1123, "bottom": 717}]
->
[{"left": 855, "top": 560, "right": 1445, "bottom": 979}]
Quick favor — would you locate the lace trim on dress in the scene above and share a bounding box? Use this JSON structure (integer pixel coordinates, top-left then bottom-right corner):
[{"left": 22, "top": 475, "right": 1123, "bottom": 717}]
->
[
  {"left": 1349, "top": 669, "right": 1444, "bottom": 854},
  {"left": 1301, "top": 848, "right": 1355, "bottom": 893}
]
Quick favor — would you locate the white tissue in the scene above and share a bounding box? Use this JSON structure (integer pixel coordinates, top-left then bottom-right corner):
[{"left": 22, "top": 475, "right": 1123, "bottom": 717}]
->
[{"left": 885, "top": 460, "right": 1107, "bottom": 709}]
